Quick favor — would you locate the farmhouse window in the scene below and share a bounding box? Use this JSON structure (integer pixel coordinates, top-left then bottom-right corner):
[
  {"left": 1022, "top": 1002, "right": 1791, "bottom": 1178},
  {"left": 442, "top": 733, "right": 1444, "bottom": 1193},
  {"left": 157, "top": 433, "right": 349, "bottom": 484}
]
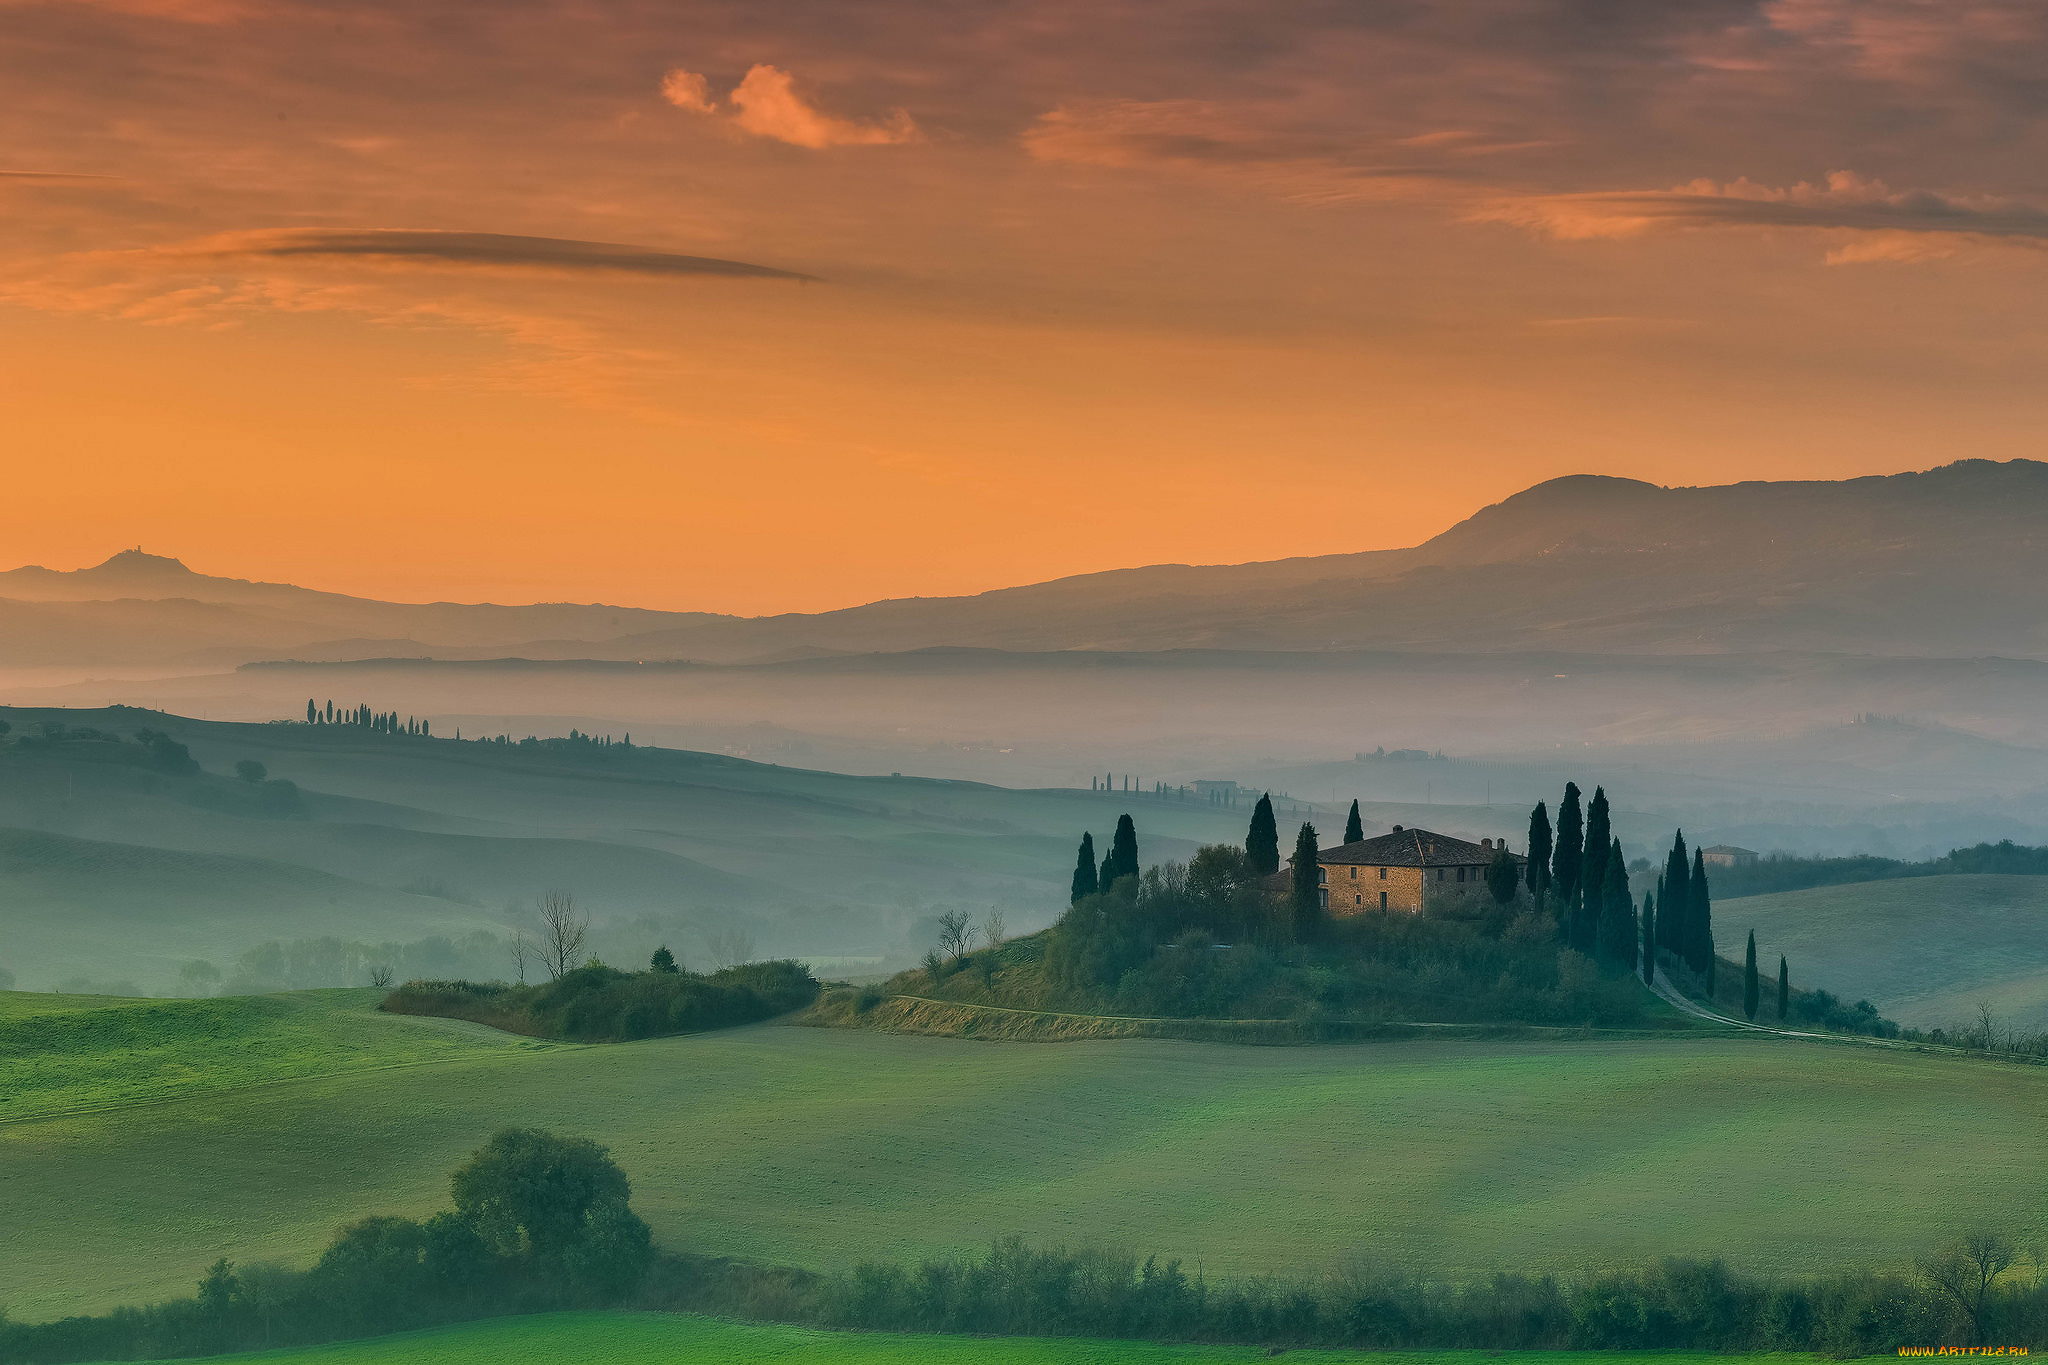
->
[
  {"left": 1379, "top": 891, "right": 1388, "bottom": 910},
  {"left": 1377, "top": 866, "right": 1387, "bottom": 880}
]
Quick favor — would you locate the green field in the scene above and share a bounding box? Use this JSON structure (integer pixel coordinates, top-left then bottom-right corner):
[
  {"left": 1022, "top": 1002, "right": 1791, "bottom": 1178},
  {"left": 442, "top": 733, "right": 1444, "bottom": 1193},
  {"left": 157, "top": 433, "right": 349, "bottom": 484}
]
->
[
  {"left": 0, "top": 988, "right": 550, "bottom": 1123},
  {"left": 1723, "top": 874, "right": 2048, "bottom": 1031},
  {"left": 7, "top": 992, "right": 2048, "bottom": 1323},
  {"left": 167, "top": 1310, "right": 1832, "bottom": 1365}
]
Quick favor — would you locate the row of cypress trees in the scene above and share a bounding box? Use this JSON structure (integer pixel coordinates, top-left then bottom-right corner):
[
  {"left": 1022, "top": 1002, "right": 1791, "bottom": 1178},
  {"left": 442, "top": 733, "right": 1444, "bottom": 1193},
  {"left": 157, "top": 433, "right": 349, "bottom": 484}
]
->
[
  {"left": 1523, "top": 783, "right": 1640, "bottom": 970},
  {"left": 304, "top": 699, "right": 429, "bottom": 736}
]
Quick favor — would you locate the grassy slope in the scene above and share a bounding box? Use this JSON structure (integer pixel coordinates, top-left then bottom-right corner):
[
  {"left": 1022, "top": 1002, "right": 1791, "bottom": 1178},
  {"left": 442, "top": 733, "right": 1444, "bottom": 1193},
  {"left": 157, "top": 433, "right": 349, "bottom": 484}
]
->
[
  {"left": 0, "top": 988, "right": 549, "bottom": 1123},
  {"left": 173, "top": 1310, "right": 1828, "bottom": 1365},
  {"left": 7, "top": 994, "right": 2048, "bottom": 1321},
  {"left": 1722, "top": 874, "right": 2048, "bottom": 1030}
]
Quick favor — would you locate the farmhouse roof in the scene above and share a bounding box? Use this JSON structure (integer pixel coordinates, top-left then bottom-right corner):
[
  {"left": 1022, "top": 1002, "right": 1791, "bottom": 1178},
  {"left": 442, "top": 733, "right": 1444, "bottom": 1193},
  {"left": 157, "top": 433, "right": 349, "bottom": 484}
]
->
[
  {"left": 1292, "top": 826, "right": 1520, "bottom": 869},
  {"left": 1701, "top": 844, "right": 1757, "bottom": 856}
]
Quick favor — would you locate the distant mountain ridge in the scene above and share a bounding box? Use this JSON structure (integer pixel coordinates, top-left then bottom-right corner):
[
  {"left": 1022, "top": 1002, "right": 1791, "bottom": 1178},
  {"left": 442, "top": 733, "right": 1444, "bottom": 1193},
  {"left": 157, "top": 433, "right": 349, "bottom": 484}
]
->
[{"left": 7, "top": 459, "right": 2048, "bottom": 666}]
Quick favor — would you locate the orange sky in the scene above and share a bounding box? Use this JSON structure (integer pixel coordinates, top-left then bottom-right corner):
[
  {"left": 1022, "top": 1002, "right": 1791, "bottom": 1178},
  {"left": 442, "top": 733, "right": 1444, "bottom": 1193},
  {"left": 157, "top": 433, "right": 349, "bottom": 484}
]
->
[{"left": 5, "top": 0, "right": 2048, "bottom": 613}]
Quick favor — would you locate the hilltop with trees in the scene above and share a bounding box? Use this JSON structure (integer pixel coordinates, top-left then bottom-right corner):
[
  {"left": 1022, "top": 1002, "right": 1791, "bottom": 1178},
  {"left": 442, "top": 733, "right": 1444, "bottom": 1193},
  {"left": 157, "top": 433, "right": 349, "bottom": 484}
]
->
[{"left": 820, "top": 781, "right": 1912, "bottom": 1043}]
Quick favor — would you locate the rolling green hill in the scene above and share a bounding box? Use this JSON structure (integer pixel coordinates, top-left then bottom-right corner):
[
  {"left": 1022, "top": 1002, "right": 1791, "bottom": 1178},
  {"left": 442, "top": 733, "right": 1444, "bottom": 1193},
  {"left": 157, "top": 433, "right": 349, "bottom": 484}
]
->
[
  {"left": 1722, "top": 874, "right": 2048, "bottom": 1032},
  {"left": 5, "top": 992, "right": 2046, "bottom": 1322},
  {"left": 141, "top": 1310, "right": 1819, "bottom": 1365},
  {"left": 0, "top": 706, "right": 1256, "bottom": 992}
]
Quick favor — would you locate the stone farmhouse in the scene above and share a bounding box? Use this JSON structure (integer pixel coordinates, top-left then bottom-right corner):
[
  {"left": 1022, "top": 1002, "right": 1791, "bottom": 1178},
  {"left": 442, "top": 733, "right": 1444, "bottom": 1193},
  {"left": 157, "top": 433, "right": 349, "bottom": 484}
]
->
[{"left": 1282, "top": 825, "right": 1524, "bottom": 915}]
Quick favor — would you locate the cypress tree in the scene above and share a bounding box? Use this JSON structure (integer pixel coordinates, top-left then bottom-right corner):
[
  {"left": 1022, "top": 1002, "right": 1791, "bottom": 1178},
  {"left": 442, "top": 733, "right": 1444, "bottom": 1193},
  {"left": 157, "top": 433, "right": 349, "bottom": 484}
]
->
[
  {"left": 1344, "top": 800, "right": 1364, "bottom": 844},
  {"left": 1247, "top": 794, "right": 1280, "bottom": 876},
  {"left": 305, "top": 698, "right": 316, "bottom": 724},
  {"left": 1659, "top": 831, "right": 1690, "bottom": 956},
  {"left": 1526, "top": 802, "right": 1552, "bottom": 900},
  {"left": 1580, "top": 787, "right": 1611, "bottom": 913},
  {"left": 1640, "top": 892, "right": 1656, "bottom": 985},
  {"left": 1552, "top": 783, "right": 1583, "bottom": 905},
  {"left": 1743, "top": 930, "right": 1760, "bottom": 1020},
  {"left": 1108, "top": 814, "right": 1140, "bottom": 886},
  {"left": 1100, "top": 850, "right": 1115, "bottom": 891},
  {"left": 1778, "top": 955, "right": 1790, "bottom": 1022},
  {"left": 1070, "top": 832, "right": 1098, "bottom": 903},
  {"left": 1289, "top": 822, "right": 1322, "bottom": 936},
  {"left": 1688, "top": 847, "right": 1715, "bottom": 981},
  {"left": 1599, "top": 838, "right": 1635, "bottom": 968}
]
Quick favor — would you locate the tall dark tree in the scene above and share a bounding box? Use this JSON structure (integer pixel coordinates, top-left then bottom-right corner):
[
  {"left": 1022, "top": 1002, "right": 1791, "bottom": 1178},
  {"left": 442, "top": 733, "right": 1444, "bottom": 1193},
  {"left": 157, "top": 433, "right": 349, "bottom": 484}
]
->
[
  {"left": 1526, "top": 801, "right": 1552, "bottom": 900},
  {"left": 1641, "top": 892, "right": 1656, "bottom": 985},
  {"left": 650, "top": 945, "right": 678, "bottom": 974},
  {"left": 1100, "top": 850, "right": 1116, "bottom": 891},
  {"left": 1743, "top": 930, "right": 1760, "bottom": 1020},
  {"left": 1485, "top": 850, "right": 1520, "bottom": 904},
  {"left": 305, "top": 698, "right": 316, "bottom": 724},
  {"left": 1659, "top": 831, "right": 1691, "bottom": 956},
  {"left": 1687, "top": 847, "right": 1715, "bottom": 982},
  {"left": 1070, "top": 832, "right": 1099, "bottom": 903},
  {"left": 1581, "top": 787, "right": 1611, "bottom": 914},
  {"left": 1343, "top": 800, "right": 1364, "bottom": 844},
  {"left": 1288, "top": 822, "right": 1322, "bottom": 937},
  {"left": 1247, "top": 794, "right": 1280, "bottom": 876},
  {"left": 1598, "top": 838, "right": 1636, "bottom": 968},
  {"left": 1107, "top": 814, "right": 1140, "bottom": 887},
  {"left": 1552, "top": 782, "right": 1583, "bottom": 905},
  {"left": 1778, "top": 955, "right": 1790, "bottom": 1022}
]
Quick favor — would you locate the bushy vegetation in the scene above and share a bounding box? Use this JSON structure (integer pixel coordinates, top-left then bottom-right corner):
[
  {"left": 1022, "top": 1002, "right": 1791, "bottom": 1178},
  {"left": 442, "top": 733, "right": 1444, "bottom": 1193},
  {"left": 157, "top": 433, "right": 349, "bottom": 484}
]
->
[
  {"left": 0, "top": 1129, "right": 651, "bottom": 1364},
  {"left": 0, "top": 719, "right": 305, "bottom": 817},
  {"left": 382, "top": 959, "right": 818, "bottom": 1041},
  {"left": 1715, "top": 839, "right": 2048, "bottom": 899},
  {"left": 651, "top": 1231, "right": 2048, "bottom": 1355}
]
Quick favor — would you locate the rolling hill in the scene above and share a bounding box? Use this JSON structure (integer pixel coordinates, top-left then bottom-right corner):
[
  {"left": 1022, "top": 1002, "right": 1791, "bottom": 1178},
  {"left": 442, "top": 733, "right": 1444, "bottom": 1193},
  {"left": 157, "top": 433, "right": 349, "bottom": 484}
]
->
[{"left": 6, "top": 993, "right": 2047, "bottom": 1321}]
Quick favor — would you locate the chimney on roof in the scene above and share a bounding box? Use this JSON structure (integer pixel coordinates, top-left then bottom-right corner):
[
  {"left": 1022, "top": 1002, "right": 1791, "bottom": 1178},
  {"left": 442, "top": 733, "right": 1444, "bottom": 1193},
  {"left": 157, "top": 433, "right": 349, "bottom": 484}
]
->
[
  {"left": 1481, "top": 838, "right": 1492, "bottom": 852},
  {"left": 1392, "top": 824, "right": 1403, "bottom": 833}
]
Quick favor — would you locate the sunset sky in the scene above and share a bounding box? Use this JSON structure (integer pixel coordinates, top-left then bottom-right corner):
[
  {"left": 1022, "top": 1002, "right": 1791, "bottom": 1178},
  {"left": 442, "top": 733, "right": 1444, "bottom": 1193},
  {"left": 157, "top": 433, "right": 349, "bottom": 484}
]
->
[{"left": 5, "top": 0, "right": 2048, "bottom": 613}]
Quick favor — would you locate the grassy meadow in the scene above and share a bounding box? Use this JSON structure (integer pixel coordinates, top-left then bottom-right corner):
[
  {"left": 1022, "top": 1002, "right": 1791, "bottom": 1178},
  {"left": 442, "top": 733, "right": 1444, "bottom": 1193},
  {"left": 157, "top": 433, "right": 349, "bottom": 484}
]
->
[
  {"left": 1723, "top": 874, "right": 2048, "bottom": 1031},
  {"left": 165, "top": 1310, "right": 1841, "bottom": 1365},
  {"left": 6, "top": 992, "right": 2048, "bottom": 1323}
]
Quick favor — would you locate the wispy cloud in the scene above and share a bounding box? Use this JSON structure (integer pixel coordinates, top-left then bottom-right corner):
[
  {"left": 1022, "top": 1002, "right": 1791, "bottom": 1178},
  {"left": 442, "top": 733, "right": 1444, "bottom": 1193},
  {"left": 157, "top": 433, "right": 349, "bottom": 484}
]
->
[
  {"left": 1479, "top": 172, "right": 2048, "bottom": 260},
  {"left": 663, "top": 64, "right": 917, "bottom": 149},
  {"left": 1021, "top": 99, "right": 1508, "bottom": 205},
  {"left": 161, "top": 228, "right": 818, "bottom": 280}
]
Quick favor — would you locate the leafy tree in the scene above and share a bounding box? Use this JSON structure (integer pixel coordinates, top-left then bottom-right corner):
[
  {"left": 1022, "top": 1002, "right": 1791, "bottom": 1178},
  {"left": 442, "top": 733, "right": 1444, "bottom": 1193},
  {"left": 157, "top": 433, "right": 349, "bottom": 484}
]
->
[
  {"left": 134, "top": 728, "right": 199, "bottom": 775},
  {"left": 1552, "top": 783, "right": 1583, "bottom": 906},
  {"left": 1485, "top": 850, "right": 1519, "bottom": 904},
  {"left": 1070, "top": 832, "right": 1099, "bottom": 904},
  {"left": 1778, "top": 954, "right": 1789, "bottom": 1021},
  {"left": 1247, "top": 794, "right": 1280, "bottom": 876},
  {"left": 235, "top": 759, "right": 267, "bottom": 785},
  {"left": 1688, "top": 847, "right": 1715, "bottom": 981},
  {"left": 1743, "top": 930, "right": 1759, "bottom": 1020},
  {"left": 1660, "top": 831, "right": 1691, "bottom": 956},
  {"left": 1288, "top": 822, "right": 1321, "bottom": 938},
  {"left": 649, "top": 945, "right": 678, "bottom": 974},
  {"left": 1598, "top": 838, "right": 1635, "bottom": 968},
  {"left": 1343, "top": 800, "right": 1364, "bottom": 844},
  {"left": 1641, "top": 892, "right": 1656, "bottom": 985},
  {"left": 1581, "top": 786, "right": 1611, "bottom": 913},
  {"left": 1107, "top": 813, "right": 1140, "bottom": 887},
  {"left": 1525, "top": 801, "right": 1552, "bottom": 900},
  {"left": 447, "top": 1128, "right": 650, "bottom": 1291}
]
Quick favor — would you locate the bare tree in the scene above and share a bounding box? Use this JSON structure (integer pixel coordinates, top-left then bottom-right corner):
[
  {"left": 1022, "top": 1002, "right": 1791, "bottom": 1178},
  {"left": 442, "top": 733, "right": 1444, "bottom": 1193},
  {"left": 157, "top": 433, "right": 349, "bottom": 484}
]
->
[
  {"left": 537, "top": 889, "right": 588, "bottom": 980},
  {"left": 368, "top": 964, "right": 394, "bottom": 989},
  {"left": 508, "top": 930, "right": 531, "bottom": 986},
  {"left": 706, "top": 927, "right": 756, "bottom": 971},
  {"left": 982, "top": 907, "right": 1006, "bottom": 950},
  {"left": 1921, "top": 1230, "right": 2016, "bottom": 1344},
  {"left": 935, "top": 908, "right": 972, "bottom": 961},
  {"left": 1977, "top": 1001, "right": 2004, "bottom": 1053}
]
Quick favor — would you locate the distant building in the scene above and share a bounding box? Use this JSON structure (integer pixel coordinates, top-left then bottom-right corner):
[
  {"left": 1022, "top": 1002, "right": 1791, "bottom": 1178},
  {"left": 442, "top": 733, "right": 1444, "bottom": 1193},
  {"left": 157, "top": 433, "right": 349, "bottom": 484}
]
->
[
  {"left": 1700, "top": 845, "right": 1759, "bottom": 868},
  {"left": 1269, "top": 825, "right": 1522, "bottom": 915}
]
